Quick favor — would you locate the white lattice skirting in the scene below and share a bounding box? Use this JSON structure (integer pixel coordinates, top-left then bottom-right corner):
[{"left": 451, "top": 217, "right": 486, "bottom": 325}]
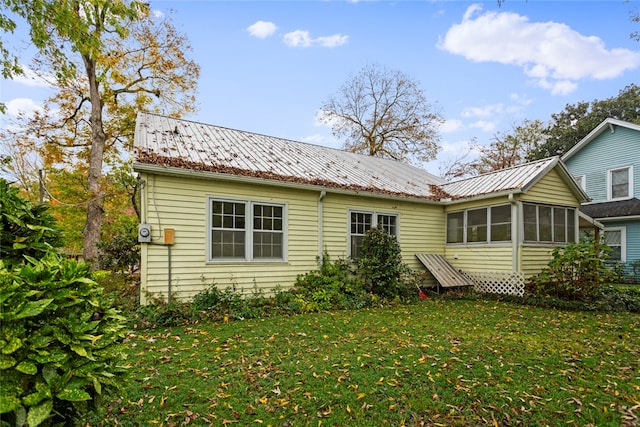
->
[{"left": 464, "top": 271, "right": 525, "bottom": 297}]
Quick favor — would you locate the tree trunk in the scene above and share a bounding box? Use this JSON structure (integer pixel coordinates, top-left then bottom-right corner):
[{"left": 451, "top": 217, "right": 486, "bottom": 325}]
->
[{"left": 82, "top": 55, "right": 106, "bottom": 268}]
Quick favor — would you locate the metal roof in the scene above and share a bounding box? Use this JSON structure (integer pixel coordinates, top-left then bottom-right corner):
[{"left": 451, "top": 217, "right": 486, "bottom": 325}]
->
[
  {"left": 133, "top": 112, "right": 446, "bottom": 199},
  {"left": 440, "top": 157, "right": 559, "bottom": 199},
  {"left": 133, "top": 113, "right": 584, "bottom": 203}
]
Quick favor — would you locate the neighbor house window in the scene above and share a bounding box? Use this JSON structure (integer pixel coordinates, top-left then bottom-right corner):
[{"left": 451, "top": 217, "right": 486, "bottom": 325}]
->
[
  {"left": 604, "top": 227, "right": 625, "bottom": 262},
  {"left": 349, "top": 211, "right": 398, "bottom": 259},
  {"left": 446, "top": 204, "right": 511, "bottom": 244},
  {"left": 209, "top": 197, "right": 286, "bottom": 261},
  {"left": 574, "top": 175, "right": 586, "bottom": 191},
  {"left": 523, "top": 203, "right": 575, "bottom": 243},
  {"left": 608, "top": 166, "right": 633, "bottom": 200}
]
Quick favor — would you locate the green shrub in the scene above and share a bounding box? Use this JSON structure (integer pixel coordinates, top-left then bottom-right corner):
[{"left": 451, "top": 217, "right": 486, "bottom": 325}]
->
[
  {"left": 135, "top": 298, "right": 194, "bottom": 328},
  {"left": 526, "top": 240, "right": 619, "bottom": 301},
  {"left": 291, "top": 253, "right": 372, "bottom": 312},
  {"left": 192, "top": 284, "right": 264, "bottom": 321},
  {"left": 357, "top": 227, "right": 412, "bottom": 298},
  {"left": 96, "top": 222, "right": 140, "bottom": 274},
  {"left": 0, "top": 254, "right": 129, "bottom": 427},
  {"left": 0, "top": 179, "right": 63, "bottom": 268},
  {"left": 91, "top": 270, "right": 139, "bottom": 312},
  {"left": 596, "top": 285, "right": 640, "bottom": 312}
]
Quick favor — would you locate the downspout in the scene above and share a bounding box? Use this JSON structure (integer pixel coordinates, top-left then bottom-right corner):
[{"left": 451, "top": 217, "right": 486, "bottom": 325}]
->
[
  {"left": 167, "top": 245, "right": 172, "bottom": 304},
  {"left": 318, "top": 191, "right": 326, "bottom": 260}
]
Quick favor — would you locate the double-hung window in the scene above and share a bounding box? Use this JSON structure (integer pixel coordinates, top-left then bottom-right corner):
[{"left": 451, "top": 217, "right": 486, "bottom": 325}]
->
[
  {"left": 209, "top": 197, "right": 285, "bottom": 262},
  {"left": 523, "top": 203, "right": 575, "bottom": 243},
  {"left": 446, "top": 204, "right": 511, "bottom": 244},
  {"left": 349, "top": 211, "right": 398, "bottom": 259},
  {"left": 603, "top": 227, "right": 625, "bottom": 262},
  {"left": 608, "top": 166, "right": 633, "bottom": 200}
]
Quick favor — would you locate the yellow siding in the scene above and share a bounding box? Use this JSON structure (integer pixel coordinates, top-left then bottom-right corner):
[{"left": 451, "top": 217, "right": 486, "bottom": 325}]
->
[
  {"left": 445, "top": 245, "right": 513, "bottom": 272},
  {"left": 138, "top": 165, "right": 581, "bottom": 302},
  {"left": 520, "top": 246, "right": 554, "bottom": 278},
  {"left": 139, "top": 173, "right": 320, "bottom": 303},
  {"left": 320, "top": 193, "right": 445, "bottom": 272},
  {"left": 520, "top": 169, "right": 580, "bottom": 206},
  {"left": 139, "top": 174, "right": 446, "bottom": 302}
]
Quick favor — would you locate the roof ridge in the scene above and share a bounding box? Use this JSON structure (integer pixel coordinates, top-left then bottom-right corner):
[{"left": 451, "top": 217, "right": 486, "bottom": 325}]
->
[
  {"left": 136, "top": 112, "right": 444, "bottom": 181},
  {"left": 443, "top": 156, "right": 556, "bottom": 186}
]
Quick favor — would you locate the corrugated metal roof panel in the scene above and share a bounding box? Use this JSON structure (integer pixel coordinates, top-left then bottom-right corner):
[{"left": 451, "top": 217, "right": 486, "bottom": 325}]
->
[
  {"left": 134, "top": 112, "right": 446, "bottom": 199},
  {"left": 441, "top": 157, "right": 558, "bottom": 198}
]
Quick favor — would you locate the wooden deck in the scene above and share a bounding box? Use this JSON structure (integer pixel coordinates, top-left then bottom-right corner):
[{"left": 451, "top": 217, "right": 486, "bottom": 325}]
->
[{"left": 415, "top": 254, "right": 474, "bottom": 288}]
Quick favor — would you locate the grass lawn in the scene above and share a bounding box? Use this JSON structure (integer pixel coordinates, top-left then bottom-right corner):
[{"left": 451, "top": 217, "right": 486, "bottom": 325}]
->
[{"left": 103, "top": 299, "right": 639, "bottom": 426}]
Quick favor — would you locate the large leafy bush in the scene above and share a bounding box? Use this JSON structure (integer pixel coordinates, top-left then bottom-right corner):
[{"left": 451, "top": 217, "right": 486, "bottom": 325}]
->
[
  {"left": 97, "top": 221, "right": 140, "bottom": 274},
  {"left": 291, "top": 253, "right": 371, "bottom": 311},
  {"left": 357, "top": 227, "right": 410, "bottom": 298},
  {"left": 0, "top": 178, "right": 129, "bottom": 426},
  {"left": 0, "top": 179, "right": 62, "bottom": 268},
  {"left": 0, "top": 255, "right": 129, "bottom": 426},
  {"left": 526, "top": 240, "right": 619, "bottom": 301}
]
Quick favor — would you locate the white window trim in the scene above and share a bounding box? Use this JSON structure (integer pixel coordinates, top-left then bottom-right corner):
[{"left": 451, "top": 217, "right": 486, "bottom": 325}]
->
[
  {"left": 522, "top": 203, "right": 576, "bottom": 244},
  {"left": 603, "top": 226, "right": 626, "bottom": 262},
  {"left": 206, "top": 196, "right": 288, "bottom": 263},
  {"left": 348, "top": 209, "right": 399, "bottom": 258},
  {"left": 446, "top": 204, "right": 512, "bottom": 245},
  {"left": 607, "top": 166, "right": 633, "bottom": 201}
]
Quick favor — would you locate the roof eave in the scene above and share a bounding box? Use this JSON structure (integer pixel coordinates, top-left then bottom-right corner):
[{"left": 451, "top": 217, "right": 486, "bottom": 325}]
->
[
  {"left": 562, "top": 118, "right": 640, "bottom": 161},
  {"left": 443, "top": 189, "right": 522, "bottom": 205},
  {"left": 578, "top": 210, "right": 604, "bottom": 229},
  {"left": 133, "top": 162, "right": 444, "bottom": 205}
]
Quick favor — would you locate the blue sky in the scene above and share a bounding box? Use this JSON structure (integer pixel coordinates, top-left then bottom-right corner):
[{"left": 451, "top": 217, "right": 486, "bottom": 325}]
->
[{"left": 2, "top": 1, "right": 639, "bottom": 175}]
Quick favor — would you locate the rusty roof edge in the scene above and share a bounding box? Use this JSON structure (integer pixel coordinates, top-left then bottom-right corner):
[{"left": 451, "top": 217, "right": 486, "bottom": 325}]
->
[
  {"left": 441, "top": 188, "right": 524, "bottom": 205},
  {"left": 133, "top": 161, "right": 445, "bottom": 205}
]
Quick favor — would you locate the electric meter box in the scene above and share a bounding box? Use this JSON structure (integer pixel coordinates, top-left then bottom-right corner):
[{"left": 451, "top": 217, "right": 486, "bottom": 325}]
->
[{"left": 138, "top": 223, "right": 151, "bottom": 243}]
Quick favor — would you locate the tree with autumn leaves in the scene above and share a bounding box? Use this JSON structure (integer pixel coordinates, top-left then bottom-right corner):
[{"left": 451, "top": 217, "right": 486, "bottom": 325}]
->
[
  {"left": 0, "top": 0, "right": 199, "bottom": 265},
  {"left": 443, "top": 84, "right": 640, "bottom": 179}
]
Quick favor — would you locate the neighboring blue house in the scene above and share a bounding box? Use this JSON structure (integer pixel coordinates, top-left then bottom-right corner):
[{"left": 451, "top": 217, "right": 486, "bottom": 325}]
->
[{"left": 562, "top": 118, "right": 640, "bottom": 279}]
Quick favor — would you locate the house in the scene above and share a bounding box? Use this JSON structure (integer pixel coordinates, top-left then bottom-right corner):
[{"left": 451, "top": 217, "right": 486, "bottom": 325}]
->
[
  {"left": 132, "top": 112, "right": 588, "bottom": 302},
  {"left": 562, "top": 118, "right": 640, "bottom": 278}
]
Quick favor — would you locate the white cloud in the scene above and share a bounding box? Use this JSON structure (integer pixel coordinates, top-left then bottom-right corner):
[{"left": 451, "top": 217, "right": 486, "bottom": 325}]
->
[
  {"left": 316, "top": 34, "right": 349, "bottom": 48},
  {"left": 439, "top": 4, "right": 640, "bottom": 95},
  {"left": 247, "top": 21, "right": 278, "bottom": 39},
  {"left": 283, "top": 30, "right": 313, "bottom": 47},
  {"left": 302, "top": 134, "right": 325, "bottom": 144},
  {"left": 439, "top": 118, "right": 464, "bottom": 133},
  {"left": 509, "top": 93, "right": 532, "bottom": 106},
  {"left": 6, "top": 98, "right": 43, "bottom": 118},
  {"left": 440, "top": 139, "right": 473, "bottom": 155},
  {"left": 10, "top": 66, "right": 53, "bottom": 89},
  {"left": 461, "top": 104, "right": 503, "bottom": 119},
  {"left": 301, "top": 133, "right": 341, "bottom": 149},
  {"left": 469, "top": 120, "right": 497, "bottom": 133},
  {"left": 283, "top": 30, "right": 348, "bottom": 48},
  {"left": 152, "top": 10, "right": 164, "bottom": 19}
]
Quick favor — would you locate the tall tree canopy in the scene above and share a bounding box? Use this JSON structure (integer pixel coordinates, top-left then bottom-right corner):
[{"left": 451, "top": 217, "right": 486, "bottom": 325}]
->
[
  {"left": 1, "top": 0, "right": 199, "bottom": 264},
  {"left": 443, "top": 119, "right": 545, "bottom": 179},
  {"left": 527, "top": 84, "right": 640, "bottom": 160},
  {"left": 320, "top": 64, "right": 443, "bottom": 164}
]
